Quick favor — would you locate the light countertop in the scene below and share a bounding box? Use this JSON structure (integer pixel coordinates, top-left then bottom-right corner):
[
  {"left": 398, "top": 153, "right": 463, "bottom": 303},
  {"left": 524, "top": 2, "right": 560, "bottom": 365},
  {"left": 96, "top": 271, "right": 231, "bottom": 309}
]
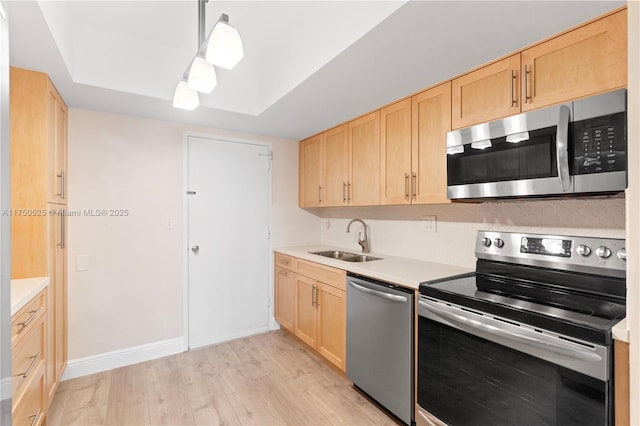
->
[
  {"left": 11, "top": 277, "right": 49, "bottom": 316},
  {"left": 612, "top": 318, "right": 629, "bottom": 343},
  {"left": 274, "top": 245, "right": 473, "bottom": 290}
]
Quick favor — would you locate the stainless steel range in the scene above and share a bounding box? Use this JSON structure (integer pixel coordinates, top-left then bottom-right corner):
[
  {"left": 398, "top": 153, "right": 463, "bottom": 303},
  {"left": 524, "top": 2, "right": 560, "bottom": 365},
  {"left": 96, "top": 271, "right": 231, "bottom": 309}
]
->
[{"left": 417, "top": 231, "right": 626, "bottom": 426}]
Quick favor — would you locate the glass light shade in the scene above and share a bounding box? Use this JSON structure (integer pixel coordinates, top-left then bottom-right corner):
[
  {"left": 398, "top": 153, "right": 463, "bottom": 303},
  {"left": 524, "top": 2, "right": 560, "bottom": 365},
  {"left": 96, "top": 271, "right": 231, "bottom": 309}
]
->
[
  {"left": 205, "top": 21, "right": 244, "bottom": 70},
  {"left": 471, "top": 140, "right": 492, "bottom": 150},
  {"left": 188, "top": 57, "right": 217, "bottom": 93},
  {"left": 172, "top": 81, "right": 199, "bottom": 110}
]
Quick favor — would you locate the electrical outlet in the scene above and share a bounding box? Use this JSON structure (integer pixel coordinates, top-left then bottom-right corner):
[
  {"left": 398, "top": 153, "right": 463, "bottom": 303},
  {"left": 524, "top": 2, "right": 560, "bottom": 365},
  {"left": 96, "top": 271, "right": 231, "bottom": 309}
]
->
[
  {"left": 166, "top": 216, "right": 174, "bottom": 230},
  {"left": 423, "top": 216, "right": 436, "bottom": 232}
]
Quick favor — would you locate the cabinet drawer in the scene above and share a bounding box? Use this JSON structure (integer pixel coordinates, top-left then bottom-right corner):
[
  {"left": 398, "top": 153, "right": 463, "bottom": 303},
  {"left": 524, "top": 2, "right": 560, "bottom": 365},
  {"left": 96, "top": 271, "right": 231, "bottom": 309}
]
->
[
  {"left": 12, "top": 362, "right": 45, "bottom": 426},
  {"left": 12, "top": 316, "right": 45, "bottom": 398},
  {"left": 11, "top": 290, "right": 46, "bottom": 346},
  {"left": 296, "top": 259, "right": 346, "bottom": 291},
  {"left": 275, "top": 253, "right": 296, "bottom": 271}
]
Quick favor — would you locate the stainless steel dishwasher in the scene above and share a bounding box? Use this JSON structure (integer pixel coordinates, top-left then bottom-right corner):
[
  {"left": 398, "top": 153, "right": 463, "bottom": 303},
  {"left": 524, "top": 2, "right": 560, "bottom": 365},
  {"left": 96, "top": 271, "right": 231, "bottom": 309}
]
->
[{"left": 346, "top": 273, "right": 414, "bottom": 425}]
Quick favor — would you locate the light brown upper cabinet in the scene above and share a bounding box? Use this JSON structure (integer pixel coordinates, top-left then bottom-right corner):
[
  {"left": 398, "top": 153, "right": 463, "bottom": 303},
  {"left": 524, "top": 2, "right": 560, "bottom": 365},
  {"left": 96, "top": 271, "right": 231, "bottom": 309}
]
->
[
  {"left": 452, "top": 9, "right": 627, "bottom": 129},
  {"left": 324, "top": 125, "right": 350, "bottom": 206},
  {"left": 47, "top": 86, "right": 68, "bottom": 205},
  {"left": 451, "top": 54, "right": 521, "bottom": 129},
  {"left": 380, "top": 98, "right": 412, "bottom": 205},
  {"left": 299, "top": 134, "right": 324, "bottom": 207},
  {"left": 411, "top": 82, "right": 451, "bottom": 204},
  {"left": 521, "top": 9, "right": 627, "bottom": 111},
  {"left": 348, "top": 111, "right": 380, "bottom": 206},
  {"left": 380, "top": 83, "right": 452, "bottom": 206}
]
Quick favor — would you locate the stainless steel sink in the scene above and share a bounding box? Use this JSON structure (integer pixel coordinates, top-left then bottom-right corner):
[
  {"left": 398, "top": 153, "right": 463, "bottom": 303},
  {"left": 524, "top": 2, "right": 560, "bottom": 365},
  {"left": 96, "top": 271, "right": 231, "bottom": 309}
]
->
[{"left": 310, "top": 250, "right": 381, "bottom": 262}]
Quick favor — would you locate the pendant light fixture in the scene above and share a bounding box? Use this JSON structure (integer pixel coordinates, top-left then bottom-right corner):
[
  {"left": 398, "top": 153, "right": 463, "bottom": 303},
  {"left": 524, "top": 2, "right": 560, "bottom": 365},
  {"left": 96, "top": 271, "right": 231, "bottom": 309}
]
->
[
  {"left": 172, "top": 0, "right": 244, "bottom": 110},
  {"left": 205, "top": 14, "right": 244, "bottom": 70}
]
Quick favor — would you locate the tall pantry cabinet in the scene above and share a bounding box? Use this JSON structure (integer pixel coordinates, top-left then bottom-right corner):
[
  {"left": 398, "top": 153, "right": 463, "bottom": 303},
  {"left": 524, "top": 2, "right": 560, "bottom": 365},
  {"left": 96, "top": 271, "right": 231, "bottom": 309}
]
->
[{"left": 10, "top": 67, "right": 68, "bottom": 415}]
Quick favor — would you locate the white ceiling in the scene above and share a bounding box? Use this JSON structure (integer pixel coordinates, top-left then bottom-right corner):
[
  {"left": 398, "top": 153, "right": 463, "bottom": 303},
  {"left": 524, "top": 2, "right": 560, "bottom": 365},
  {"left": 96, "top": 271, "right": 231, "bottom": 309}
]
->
[{"left": 7, "top": 0, "right": 625, "bottom": 140}]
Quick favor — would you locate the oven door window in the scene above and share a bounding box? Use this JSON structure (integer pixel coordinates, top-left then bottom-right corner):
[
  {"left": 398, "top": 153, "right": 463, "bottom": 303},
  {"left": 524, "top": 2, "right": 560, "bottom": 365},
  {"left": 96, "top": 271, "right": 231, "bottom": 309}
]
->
[
  {"left": 418, "top": 317, "right": 608, "bottom": 426},
  {"left": 447, "top": 126, "right": 558, "bottom": 186}
]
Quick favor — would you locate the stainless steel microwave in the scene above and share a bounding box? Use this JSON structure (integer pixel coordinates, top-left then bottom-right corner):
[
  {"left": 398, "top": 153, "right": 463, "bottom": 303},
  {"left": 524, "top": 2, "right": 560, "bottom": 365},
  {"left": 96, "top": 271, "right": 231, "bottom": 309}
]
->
[{"left": 446, "top": 89, "right": 627, "bottom": 200}]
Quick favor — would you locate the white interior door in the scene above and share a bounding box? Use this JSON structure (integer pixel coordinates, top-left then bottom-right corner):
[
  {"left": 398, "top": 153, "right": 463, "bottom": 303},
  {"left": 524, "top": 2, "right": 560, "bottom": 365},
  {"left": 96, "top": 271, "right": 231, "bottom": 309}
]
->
[{"left": 187, "top": 135, "right": 271, "bottom": 349}]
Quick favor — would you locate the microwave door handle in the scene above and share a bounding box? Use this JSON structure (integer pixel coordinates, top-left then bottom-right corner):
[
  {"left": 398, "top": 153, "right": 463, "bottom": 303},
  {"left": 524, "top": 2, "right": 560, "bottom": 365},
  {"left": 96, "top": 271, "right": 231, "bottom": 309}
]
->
[{"left": 556, "top": 105, "right": 571, "bottom": 192}]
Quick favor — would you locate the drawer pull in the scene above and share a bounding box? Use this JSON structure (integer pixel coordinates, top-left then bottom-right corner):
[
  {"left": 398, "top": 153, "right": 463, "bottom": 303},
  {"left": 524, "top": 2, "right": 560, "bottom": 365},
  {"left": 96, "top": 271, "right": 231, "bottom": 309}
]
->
[
  {"left": 17, "top": 310, "right": 39, "bottom": 333},
  {"left": 17, "top": 352, "right": 40, "bottom": 379},
  {"left": 279, "top": 259, "right": 289, "bottom": 265},
  {"left": 29, "top": 409, "right": 41, "bottom": 426}
]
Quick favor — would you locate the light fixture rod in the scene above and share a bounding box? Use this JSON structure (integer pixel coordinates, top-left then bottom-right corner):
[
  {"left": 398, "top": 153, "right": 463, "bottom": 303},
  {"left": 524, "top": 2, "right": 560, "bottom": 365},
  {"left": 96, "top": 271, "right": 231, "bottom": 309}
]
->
[{"left": 198, "top": 0, "right": 207, "bottom": 47}]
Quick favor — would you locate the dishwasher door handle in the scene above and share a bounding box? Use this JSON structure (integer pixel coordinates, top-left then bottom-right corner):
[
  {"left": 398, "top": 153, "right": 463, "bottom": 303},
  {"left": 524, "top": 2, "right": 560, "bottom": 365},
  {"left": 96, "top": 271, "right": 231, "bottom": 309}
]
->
[{"left": 348, "top": 281, "right": 408, "bottom": 303}]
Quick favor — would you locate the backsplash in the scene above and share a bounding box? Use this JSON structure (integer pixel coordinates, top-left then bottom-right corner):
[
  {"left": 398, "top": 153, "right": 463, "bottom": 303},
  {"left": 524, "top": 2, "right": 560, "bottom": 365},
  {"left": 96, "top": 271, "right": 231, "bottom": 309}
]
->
[{"left": 316, "top": 197, "right": 625, "bottom": 268}]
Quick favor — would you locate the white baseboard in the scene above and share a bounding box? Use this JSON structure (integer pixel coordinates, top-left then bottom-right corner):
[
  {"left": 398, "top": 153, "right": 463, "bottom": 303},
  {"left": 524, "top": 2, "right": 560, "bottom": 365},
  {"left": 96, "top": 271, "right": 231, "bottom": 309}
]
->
[
  {"left": 188, "top": 326, "right": 270, "bottom": 350},
  {"left": 0, "top": 377, "right": 11, "bottom": 401},
  {"left": 62, "top": 337, "right": 187, "bottom": 381}
]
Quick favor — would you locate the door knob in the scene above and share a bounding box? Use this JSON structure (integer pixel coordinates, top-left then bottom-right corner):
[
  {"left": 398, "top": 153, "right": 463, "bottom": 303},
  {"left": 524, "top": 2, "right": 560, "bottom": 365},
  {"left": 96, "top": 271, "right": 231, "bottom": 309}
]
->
[{"left": 191, "top": 245, "right": 200, "bottom": 254}]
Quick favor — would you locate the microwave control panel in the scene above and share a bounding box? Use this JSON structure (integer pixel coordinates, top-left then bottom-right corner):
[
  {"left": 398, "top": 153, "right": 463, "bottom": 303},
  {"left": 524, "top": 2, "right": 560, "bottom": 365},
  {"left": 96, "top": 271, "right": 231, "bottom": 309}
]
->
[{"left": 572, "top": 111, "right": 626, "bottom": 175}]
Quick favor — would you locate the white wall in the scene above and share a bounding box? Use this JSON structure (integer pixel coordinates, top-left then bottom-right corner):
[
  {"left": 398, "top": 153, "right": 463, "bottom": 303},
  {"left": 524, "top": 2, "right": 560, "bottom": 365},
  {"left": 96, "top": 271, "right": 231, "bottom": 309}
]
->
[
  {"left": 66, "top": 108, "right": 319, "bottom": 364},
  {"left": 317, "top": 199, "right": 625, "bottom": 268}
]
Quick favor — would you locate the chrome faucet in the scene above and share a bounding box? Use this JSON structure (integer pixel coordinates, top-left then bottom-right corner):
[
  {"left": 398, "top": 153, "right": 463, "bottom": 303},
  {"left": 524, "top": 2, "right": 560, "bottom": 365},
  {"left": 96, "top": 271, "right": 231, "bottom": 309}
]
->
[{"left": 346, "top": 219, "right": 370, "bottom": 253}]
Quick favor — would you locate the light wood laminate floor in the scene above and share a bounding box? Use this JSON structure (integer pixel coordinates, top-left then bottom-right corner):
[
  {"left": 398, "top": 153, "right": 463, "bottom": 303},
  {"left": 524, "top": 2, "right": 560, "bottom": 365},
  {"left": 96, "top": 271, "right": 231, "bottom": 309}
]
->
[{"left": 47, "top": 331, "right": 397, "bottom": 425}]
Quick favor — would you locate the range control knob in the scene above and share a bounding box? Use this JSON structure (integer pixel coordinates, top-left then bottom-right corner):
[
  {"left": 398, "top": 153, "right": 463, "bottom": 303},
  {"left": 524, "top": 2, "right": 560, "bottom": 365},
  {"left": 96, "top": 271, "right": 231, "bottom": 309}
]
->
[
  {"left": 494, "top": 238, "right": 505, "bottom": 248},
  {"left": 481, "top": 237, "right": 492, "bottom": 247},
  {"left": 617, "top": 248, "right": 627, "bottom": 261},
  {"left": 595, "top": 246, "right": 612, "bottom": 259},
  {"left": 576, "top": 244, "right": 592, "bottom": 257}
]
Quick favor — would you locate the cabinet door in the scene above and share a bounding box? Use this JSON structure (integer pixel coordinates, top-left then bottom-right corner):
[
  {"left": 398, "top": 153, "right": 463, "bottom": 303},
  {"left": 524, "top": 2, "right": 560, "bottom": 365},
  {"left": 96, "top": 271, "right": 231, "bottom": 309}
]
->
[
  {"left": 46, "top": 207, "right": 66, "bottom": 407},
  {"left": 348, "top": 111, "right": 380, "bottom": 206},
  {"left": 452, "top": 54, "right": 521, "bottom": 129},
  {"left": 295, "top": 275, "right": 317, "bottom": 348},
  {"left": 316, "top": 283, "right": 346, "bottom": 371},
  {"left": 521, "top": 10, "right": 627, "bottom": 111},
  {"left": 47, "top": 86, "right": 67, "bottom": 205},
  {"left": 412, "top": 82, "right": 451, "bottom": 205},
  {"left": 274, "top": 267, "right": 296, "bottom": 332},
  {"left": 299, "top": 135, "right": 324, "bottom": 207},
  {"left": 380, "top": 98, "right": 412, "bottom": 205},
  {"left": 324, "top": 125, "right": 349, "bottom": 206}
]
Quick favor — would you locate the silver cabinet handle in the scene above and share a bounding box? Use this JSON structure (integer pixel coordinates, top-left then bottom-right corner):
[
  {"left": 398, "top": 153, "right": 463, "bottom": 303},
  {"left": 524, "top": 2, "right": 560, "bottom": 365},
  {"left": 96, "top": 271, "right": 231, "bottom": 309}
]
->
[
  {"left": 17, "top": 352, "right": 40, "bottom": 378},
  {"left": 342, "top": 182, "right": 347, "bottom": 203},
  {"left": 556, "top": 105, "right": 571, "bottom": 192},
  {"left": 404, "top": 173, "right": 410, "bottom": 200},
  {"left": 347, "top": 182, "right": 351, "bottom": 201},
  {"left": 61, "top": 170, "right": 65, "bottom": 200},
  {"left": 311, "top": 285, "right": 316, "bottom": 307},
  {"left": 17, "top": 310, "right": 38, "bottom": 333},
  {"left": 412, "top": 172, "right": 417, "bottom": 200},
  {"left": 315, "top": 286, "right": 320, "bottom": 308},
  {"left": 523, "top": 65, "right": 531, "bottom": 103},
  {"left": 29, "top": 410, "right": 41, "bottom": 426},
  {"left": 191, "top": 245, "right": 200, "bottom": 254},
  {"left": 348, "top": 281, "right": 407, "bottom": 303},
  {"left": 510, "top": 70, "right": 517, "bottom": 107},
  {"left": 318, "top": 185, "right": 322, "bottom": 203},
  {"left": 58, "top": 214, "right": 65, "bottom": 249},
  {"left": 419, "top": 299, "right": 601, "bottom": 363},
  {"left": 278, "top": 269, "right": 288, "bottom": 277}
]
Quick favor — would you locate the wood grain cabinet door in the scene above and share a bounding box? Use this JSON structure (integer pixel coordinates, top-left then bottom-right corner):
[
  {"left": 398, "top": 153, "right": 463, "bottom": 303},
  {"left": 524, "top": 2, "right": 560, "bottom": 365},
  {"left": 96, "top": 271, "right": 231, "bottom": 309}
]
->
[
  {"left": 323, "top": 125, "right": 350, "bottom": 206},
  {"left": 451, "top": 54, "right": 521, "bottom": 129},
  {"left": 521, "top": 9, "right": 627, "bottom": 112},
  {"left": 294, "top": 275, "right": 317, "bottom": 348},
  {"left": 274, "top": 267, "right": 296, "bottom": 332},
  {"left": 411, "top": 82, "right": 451, "bottom": 205},
  {"left": 46, "top": 85, "right": 68, "bottom": 205},
  {"left": 316, "top": 283, "right": 346, "bottom": 371},
  {"left": 348, "top": 111, "right": 380, "bottom": 206},
  {"left": 380, "top": 98, "right": 412, "bottom": 205},
  {"left": 299, "top": 135, "right": 325, "bottom": 208}
]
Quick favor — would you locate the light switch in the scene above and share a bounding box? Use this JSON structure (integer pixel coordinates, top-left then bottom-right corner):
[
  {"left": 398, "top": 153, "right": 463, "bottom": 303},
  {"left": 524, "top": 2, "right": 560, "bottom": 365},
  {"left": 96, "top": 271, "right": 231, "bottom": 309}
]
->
[{"left": 75, "top": 255, "right": 90, "bottom": 272}]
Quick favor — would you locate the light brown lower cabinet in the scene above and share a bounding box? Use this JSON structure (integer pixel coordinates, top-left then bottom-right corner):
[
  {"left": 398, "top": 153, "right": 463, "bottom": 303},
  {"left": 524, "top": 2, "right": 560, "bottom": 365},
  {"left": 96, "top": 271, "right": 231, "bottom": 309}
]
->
[
  {"left": 615, "top": 340, "right": 630, "bottom": 426},
  {"left": 274, "top": 253, "right": 347, "bottom": 371},
  {"left": 11, "top": 289, "right": 47, "bottom": 426}
]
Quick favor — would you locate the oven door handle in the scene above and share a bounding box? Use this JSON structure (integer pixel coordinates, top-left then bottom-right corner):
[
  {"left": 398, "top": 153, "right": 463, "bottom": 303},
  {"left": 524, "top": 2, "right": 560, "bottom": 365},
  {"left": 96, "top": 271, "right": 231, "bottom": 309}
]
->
[
  {"left": 556, "top": 104, "right": 572, "bottom": 192},
  {"left": 349, "top": 281, "right": 408, "bottom": 303},
  {"left": 419, "top": 299, "right": 602, "bottom": 363}
]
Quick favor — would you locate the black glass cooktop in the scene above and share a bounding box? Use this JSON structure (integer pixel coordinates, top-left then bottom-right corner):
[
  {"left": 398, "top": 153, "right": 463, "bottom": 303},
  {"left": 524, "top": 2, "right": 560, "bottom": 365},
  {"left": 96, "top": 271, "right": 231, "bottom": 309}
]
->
[{"left": 419, "top": 262, "right": 626, "bottom": 345}]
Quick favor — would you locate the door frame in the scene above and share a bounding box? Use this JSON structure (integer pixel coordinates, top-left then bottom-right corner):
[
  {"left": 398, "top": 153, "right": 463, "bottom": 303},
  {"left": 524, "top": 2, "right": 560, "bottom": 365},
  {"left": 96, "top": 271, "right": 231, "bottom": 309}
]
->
[{"left": 182, "top": 132, "right": 275, "bottom": 350}]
